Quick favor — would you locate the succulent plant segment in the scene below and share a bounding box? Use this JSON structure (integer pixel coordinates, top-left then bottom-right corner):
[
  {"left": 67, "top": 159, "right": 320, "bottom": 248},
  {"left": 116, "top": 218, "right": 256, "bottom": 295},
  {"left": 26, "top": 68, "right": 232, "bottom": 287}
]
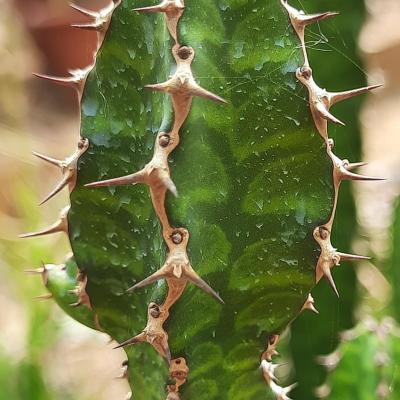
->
[
  {"left": 316, "top": 318, "right": 400, "bottom": 399},
  {"left": 20, "top": 1, "right": 382, "bottom": 399}
]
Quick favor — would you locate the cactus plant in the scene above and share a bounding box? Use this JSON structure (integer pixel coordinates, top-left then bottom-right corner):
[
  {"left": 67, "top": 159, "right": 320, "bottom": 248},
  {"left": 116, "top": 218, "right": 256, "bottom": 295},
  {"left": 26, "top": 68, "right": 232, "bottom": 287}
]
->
[{"left": 21, "top": 1, "right": 382, "bottom": 399}]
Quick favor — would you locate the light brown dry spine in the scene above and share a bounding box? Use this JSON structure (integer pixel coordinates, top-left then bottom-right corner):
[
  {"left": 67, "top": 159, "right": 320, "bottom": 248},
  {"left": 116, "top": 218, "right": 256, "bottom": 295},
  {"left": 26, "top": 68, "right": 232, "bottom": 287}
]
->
[
  {"left": 128, "top": 228, "right": 223, "bottom": 305},
  {"left": 19, "top": 206, "right": 70, "bottom": 238},
  {"left": 114, "top": 302, "right": 172, "bottom": 364},
  {"left": 33, "top": 137, "right": 89, "bottom": 205}
]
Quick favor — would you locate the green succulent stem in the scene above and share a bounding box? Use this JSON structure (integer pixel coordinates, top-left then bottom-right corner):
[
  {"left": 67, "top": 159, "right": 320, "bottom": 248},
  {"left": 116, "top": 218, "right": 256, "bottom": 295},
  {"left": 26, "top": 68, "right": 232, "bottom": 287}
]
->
[{"left": 21, "top": 0, "right": 379, "bottom": 399}]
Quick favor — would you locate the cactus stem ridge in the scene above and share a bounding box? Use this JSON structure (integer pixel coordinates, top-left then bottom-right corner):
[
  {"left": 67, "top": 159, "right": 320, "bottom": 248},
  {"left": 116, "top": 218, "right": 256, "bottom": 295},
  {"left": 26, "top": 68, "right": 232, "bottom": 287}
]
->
[
  {"left": 19, "top": 206, "right": 70, "bottom": 239},
  {"left": 270, "top": 381, "right": 298, "bottom": 400},
  {"left": 34, "top": 137, "right": 89, "bottom": 205}
]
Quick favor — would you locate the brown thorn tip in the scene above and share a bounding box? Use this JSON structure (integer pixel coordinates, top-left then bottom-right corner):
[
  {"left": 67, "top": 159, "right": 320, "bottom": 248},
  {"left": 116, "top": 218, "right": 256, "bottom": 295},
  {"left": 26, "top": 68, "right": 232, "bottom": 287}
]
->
[
  {"left": 33, "top": 72, "right": 77, "bottom": 86},
  {"left": 346, "top": 161, "right": 368, "bottom": 171},
  {"left": 32, "top": 152, "right": 61, "bottom": 167},
  {"left": 71, "top": 22, "right": 101, "bottom": 30},
  {"left": 331, "top": 84, "right": 383, "bottom": 105},
  {"left": 34, "top": 293, "right": 53, "bottom": 301},
  {"left": 337, "top": 252, "right": 371, "bottom": 262},
  {"left": 85, "top": 172, "right": 143, "bottom": 188},
  {"left": 342, "top": 170, "right": 386, "bottom": 182},
  {"left": 301, "top": 11, "right": 339, "bottom": 26},
  {"left": 134, "top": 6, "right": 163, "bottom": 13},
  {"left": 39, "top": 176, "right": 71, "bottom": 206},
  {"left": 69, "top": 3, "right": 96, "bottom": 17},
  {"left": 324, "top": 270, "right": 339, "bottom": 297}
]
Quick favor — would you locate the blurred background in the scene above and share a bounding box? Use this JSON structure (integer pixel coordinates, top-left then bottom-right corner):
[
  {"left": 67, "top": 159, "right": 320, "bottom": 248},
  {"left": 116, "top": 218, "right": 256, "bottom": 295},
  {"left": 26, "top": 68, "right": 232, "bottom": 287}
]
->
[{"left": 0, "top": 0, "right": 399, "bottom": 399}]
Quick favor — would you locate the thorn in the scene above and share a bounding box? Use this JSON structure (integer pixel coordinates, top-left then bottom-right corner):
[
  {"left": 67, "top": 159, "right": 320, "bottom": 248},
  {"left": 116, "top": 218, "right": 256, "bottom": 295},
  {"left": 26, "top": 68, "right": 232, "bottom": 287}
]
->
[
  {"left": 33, "top": 138, "right": 89, "bottom": 204},
  {"left": 33, "top": 68, "right": 91, "bottom": 100},
  {"left": 134, "top": 0, "right": 185, "bottom": 14},
  {"left": 330, "top": 84, "right": 383, "bottom": 106},
  {"left": 301, "top": 294, "right": 319, "bottom": 314},
  {"left": 281, "top": 1, "right": 338, "bottom": 67},
  {"left": 128, "top": 228, "right": 224, "bottom": 304},
  {"left": 70, "top": 3, "right": 97, "bottom": 17},
  {"left": 184, "top": 266, "right": 224, "bottom": 304},
  {"left": 281, "top": 1, "right": 339, "bottom": 29},
  {"left": 146, "top": 45, "right": 227, "bottom": 105},
  {"left": 85, "top": 170, "right": 146, "bottom": 188},
  {"left": 133, "top": 1, "right": 185, "bottom": 42},
  {"left": 261, "top": 359, "right": 280, "bottom": 383},
  {"left": 162, "top": 175, "right": 178, "bottom": 197},
  {"left": 19, "top": 206, "right": 69, "bottom": 238},
  {"left": 345, "top": 161, "right": 368, "bottom": 171},
  {"left": 270, "top": 380, "right": 298, "bottom": 400},
  {"left": 39, "top": 175, "right": 72, "bottom": 206},
  {"left": 115, "top": 303, "right": 171, "bottom": 364},
  {"left": 324, "top": 268, "right": 339, "bottom": 297},
  {"left": 24, "top": 267, "right": 46, "bottom": 275},
  {"left": 336, "top": 252, "right": 371, "bottom": 262},
  {"left": 341, "top": 170, "right": 385, "bottom": 182},
  {"left": 24, "top": 263, "right": 51, "bottom": 286},
  {"left": 71, "top": 21, "right": 104, "bottom": 30},
  {"left": 330, "top": 153, "right": 385, "bottom": 183},
  {"left": 315, "top": 102, "right": 345, "bottom": 126},
  {"left": 114, "top": 332, "right": 146, "bottom": 349},
  {"left": 70, "top": 1, "right": 122, "bottom": 32},
  {"left": 33, "top": 72, "right": 82, "bottom": 90},
  {"left": 297, "top": 11, "right": 339, "bottom": 26},
  {"left": 34, "top": 293, "right": 53, "bottom": 301},
  {"left": 32, "top": 152, "right": 61, "bottom": 167}
]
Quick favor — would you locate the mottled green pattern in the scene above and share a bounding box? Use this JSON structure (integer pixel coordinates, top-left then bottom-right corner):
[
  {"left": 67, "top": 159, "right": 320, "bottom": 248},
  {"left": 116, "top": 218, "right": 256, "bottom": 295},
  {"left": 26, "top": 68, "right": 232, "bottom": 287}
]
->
[{"left": 66, "top": 1, "right": 334, "bottom": 399}]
